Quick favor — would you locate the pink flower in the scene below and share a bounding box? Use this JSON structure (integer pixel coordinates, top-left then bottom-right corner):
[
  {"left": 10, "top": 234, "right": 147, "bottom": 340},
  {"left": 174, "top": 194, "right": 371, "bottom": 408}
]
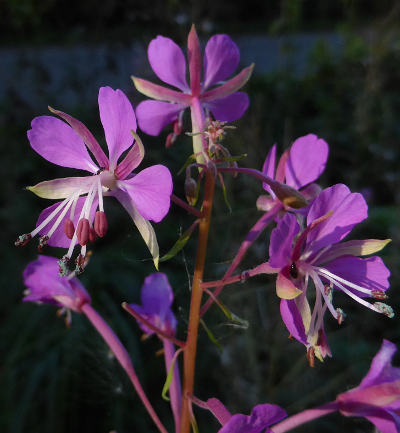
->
[
  {"left": 16, "top": 86, "right": 173, "bottom": 272},
  {"left": 337, "top": 340, "right": 400, "bottom": 433},
  {"left": 132, "top": 26, "right": 253, "bottom": 150}
]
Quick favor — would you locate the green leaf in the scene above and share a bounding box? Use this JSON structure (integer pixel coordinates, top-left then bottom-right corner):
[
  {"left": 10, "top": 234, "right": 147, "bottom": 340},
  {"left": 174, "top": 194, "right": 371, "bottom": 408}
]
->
[
  {"left": 200, "top": 319, "right": 222, "bottom": 352},
  {"left": 160, "top": 221, "right": 199, "bottom": 262},
  {"left": 218, "top": 174, "right": 232, "bottom": 213},
  {"left": 177, "top": 154, "right": 196, "bottom": 175},
  {"left": 161, "top": 354, "right": 178, "bottom": 402},
  {"left": 208, "top": 294, "right": 249, "bottom": 329},
  {"left": 221, "top": 153, "right": 248, "bottom": 163}
]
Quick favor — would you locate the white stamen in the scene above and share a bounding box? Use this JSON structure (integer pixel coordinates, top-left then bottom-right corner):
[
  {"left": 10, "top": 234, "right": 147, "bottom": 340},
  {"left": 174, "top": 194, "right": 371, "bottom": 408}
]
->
[
  {"left": 70, "top": 190, "right": 81, "bottom": 221},
  {"left": 30, "top": 197, "right": 70, "bottom": 237},
  {"left": 310, "top": 270, "right": 339, "bottom": 319},
  {"left": 97, "top": 176, "right": 104, "bottom": 212},
  {"left": 315, "top": 267, "right": 374, "bottom": 296},
  {"left": 46, "top": 193, "right": 78, "bottom": 238}
]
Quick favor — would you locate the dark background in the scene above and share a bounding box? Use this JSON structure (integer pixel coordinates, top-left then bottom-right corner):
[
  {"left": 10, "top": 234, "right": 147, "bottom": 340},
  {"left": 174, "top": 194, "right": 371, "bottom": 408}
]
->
[{"left": 1, "top": 1, "right": 400, "bottom": 432}]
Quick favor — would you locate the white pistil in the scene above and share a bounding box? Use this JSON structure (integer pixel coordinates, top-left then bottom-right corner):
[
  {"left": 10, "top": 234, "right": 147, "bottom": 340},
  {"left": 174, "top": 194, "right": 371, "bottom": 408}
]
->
[
  {"left": 97, "top": 176, "right": 104, "bottom": 212},
  {"left": 30, "top": 197, "right": 70, "bottom": 237},
  {"left": 308, "top": 286, "right": 322, "bottom": 338},
  {"left": 315, "top": 267, "right": 374, "bottom": 296},
  {"left": 70, "top": 190, "right": 81, "bottom": 221}
]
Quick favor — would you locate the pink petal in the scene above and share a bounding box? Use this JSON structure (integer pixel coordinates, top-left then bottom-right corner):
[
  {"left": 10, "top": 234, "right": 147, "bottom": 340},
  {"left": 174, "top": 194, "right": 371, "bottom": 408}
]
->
[
  {"left": 148, "top": 36, "right": 189, "bottom": 91},
  {"left": 262, "top": 144, "right": 277, "bottom": 195},
  {"left": 203, "top": 34, "right": 240, "bottom": 89},
  {"left": 115, "top": 132, "right": 145, "bottom": 180},
  {"left": 98, "top": 87, "right": 137, "bottom": 169},
  {"left": 280, "top": 298, "right": 308, "bottom": 346},
  {"left": 28, "top": 116, "right": 98, "bottom": 173},
  {"left": 306, "top": 184, "right": 368, "bottom": 253},
  {"left": 37, "top": 196, "right": 98, "bottom": 248},
  {"left": 120, "top": 165, "right": 173, "bottom": 223},
  {"left": 187, "top": 25, "right": 202, "bottom": 95},
  {"left": 269, "top": 213, "right": 299, "bottom": 269},
  {"left": 285, "top": 134, "right": 329, "bottom": 189},
  {"left": 324, "top": 256, "right": 390, "bottom": 297},
  {"left": 206, "top": 92, "right": 249, "bottom": 122},
  {"left": 136, "top": 100, "right": 186, "bottom": 136},
  {"left": 27, "top": 176, "right": 95, "bottom": 199}
]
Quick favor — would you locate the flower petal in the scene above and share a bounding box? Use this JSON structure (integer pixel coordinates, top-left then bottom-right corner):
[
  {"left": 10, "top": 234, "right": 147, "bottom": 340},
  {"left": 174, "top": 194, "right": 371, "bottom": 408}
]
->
[
  {"left": 36, "top": 196, "right": 98, "bottom": 248},
  {"left": 98, "top": 87, "right": 137, "bottom": 169},
  {"left": 119, "top": 165, "right": 172, "bottom": 223},
  {"left": 206, "top": 92, "right": 249, "bottom": 122},
  {"left": 136, "top": 100, "right": 186, "bottom": 136},
  {"left": 115, "top": 130, "right": 145, "bottom": 180},
  {"left": 188, "top": 25, "right": 202, "bottom": 95},
  {"left": 365, "top": 409, "right": 400, "bottom": 433},
  {"left": 27, "top": 176, "right": 95, "bottom": 199},
  {"left": 285, "top": 134, "right": 329, "bottom": 189},
  {"left": 148, "top": 36, "right": 189, "bottom": 91},
  {"left": 262, "top": 144, "right": 277, "bottom": 195},
  {"left": 306, "top": 184, "right": 368, "bottom": 253},
  {"left": 280, "top": 298, "right": 309, "bottom": 346},
  {"left": 28, "top": 116, "right": 98, "bottom": 173},
  {"left": 269, "top": 213, "right": 299, "bottom": 269},
  {"left": 112, "top": 189, "right": 159, "bottom": 269},
  {"left": 203, "top": 34, "right": 240, "bottom": 89}
]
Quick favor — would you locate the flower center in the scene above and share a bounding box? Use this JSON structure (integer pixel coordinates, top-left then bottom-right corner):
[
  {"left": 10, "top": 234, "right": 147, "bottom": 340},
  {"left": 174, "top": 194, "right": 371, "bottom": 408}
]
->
[{"left": 99, "top": 170, "right": 117, "bottom": 190}]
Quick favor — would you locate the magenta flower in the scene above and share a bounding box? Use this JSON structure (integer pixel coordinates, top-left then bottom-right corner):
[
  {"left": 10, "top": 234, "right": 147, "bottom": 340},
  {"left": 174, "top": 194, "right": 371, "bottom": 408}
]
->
[
  {"left": 267, "top": 184, "right": 392, "bottom": 361},
  {"left": 16, "top": 86, "right": 173, "bottom": 272},
  {"left": 337, "top": 340, "right": 400, "bottom": 433},
  {"left": 199, "top": 397, "right": 286, "bottom": 433},
  {"left": 132, "top": 26, "right": 253, "bottom": 152},
  {"left": 256, "top": 134, "right": 329, "bottom": 214},
  {"left": 23, "top": 255, "right": 90, "bottom": 314},
  {"left": 129, "top": 273, "right": 177, "bottom": 335}
]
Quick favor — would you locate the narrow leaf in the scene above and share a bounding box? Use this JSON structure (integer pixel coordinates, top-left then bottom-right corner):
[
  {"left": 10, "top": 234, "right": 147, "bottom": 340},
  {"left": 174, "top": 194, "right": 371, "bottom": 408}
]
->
[
  {"left": 177, "top": 154, "right": 196, "bottom": 176},
  {"left": 160, "top": 220, "right": 199, "bottom": 262},
  {"left": 200, "top": 319, "right": 222, "bottom": 352}
]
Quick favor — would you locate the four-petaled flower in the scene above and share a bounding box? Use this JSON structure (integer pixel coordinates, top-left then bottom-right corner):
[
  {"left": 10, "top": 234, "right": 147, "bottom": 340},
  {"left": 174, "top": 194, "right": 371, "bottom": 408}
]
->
[
  {"left": 337, "top": 339, "right": 400, "bottom": 433},
  {"left": 23, "top": 255, "right": 90, "bottom": 319},
  {"left": 133, "top": 25, "right": 253, "bottom": 159},
  {"left": 16, "top": 86, "right": 173, "bottom": 273},
  {"left": 257, "top": 134, "right": 329, "bottom": 215},
  {"left": 268, "top": 184, "right": 392, "bottom": 362},
  {"left": 130, "top": 272, "right": 177, "bottom": 335}
]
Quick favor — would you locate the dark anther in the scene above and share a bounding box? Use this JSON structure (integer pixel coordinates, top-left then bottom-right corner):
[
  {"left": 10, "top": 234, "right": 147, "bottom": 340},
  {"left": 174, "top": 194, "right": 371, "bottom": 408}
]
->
[
  {"left": 289, "top": 262, "right": 298, "bottom": 279},
  {"left": 15, "top": 233, "right": 32, "bottom": 247}
]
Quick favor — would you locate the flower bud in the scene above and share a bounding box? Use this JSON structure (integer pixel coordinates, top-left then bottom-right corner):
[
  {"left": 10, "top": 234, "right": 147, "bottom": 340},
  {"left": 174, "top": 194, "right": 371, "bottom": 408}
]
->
[{"left": 185, "top": 177, "right": 198, "bottom": 206}]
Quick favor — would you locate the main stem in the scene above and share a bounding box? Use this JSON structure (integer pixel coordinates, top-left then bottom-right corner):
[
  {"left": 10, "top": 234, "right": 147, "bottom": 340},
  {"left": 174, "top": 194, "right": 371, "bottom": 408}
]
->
[
  {"left": 81, "top": 303, "right": 168, "bottom": 433},
  {"left": 180, "top": 168, "right": 215, "bottom": 433}
]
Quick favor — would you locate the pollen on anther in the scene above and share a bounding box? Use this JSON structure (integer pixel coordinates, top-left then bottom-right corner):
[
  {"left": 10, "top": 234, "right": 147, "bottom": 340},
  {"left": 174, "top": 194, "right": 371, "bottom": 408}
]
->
[
  {"left": 38, "top": 235, "right": 49, "bottom": 253},
  {"left": 307, "top": 347, "right": 315, "bottom": 368},
  {"left": 15, "top": 233, "right": 32, "bottom": 247},
  {"left": 372, "top": 290, "right": 387, "bottom": 300}
]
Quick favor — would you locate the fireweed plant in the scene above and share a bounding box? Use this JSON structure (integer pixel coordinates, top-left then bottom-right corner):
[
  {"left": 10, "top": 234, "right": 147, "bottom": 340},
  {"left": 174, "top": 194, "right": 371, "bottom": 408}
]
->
[{"left": 16, "top": 25, "right": 398, "bottom": 433}]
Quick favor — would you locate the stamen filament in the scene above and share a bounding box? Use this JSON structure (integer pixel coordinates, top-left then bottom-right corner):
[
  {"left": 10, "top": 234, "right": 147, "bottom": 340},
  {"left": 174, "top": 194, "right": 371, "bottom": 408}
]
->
[
  {"left": 97, "top": 176, "right": 104, "bottom": 212},
  {"left": 310, "top": 271, "right": 338, "bottom": 320},
  {"left": 30, "top": 197, "right": 70, "bottom": 237},
  {"left": 315, "top": 267, "right": 374, "bottom": 296},
  {"left": 46, "top": 193, "right": 78, "bottom": 238},
  {"left": 70, "top": 190, "right": 81, "bottom": 220}
]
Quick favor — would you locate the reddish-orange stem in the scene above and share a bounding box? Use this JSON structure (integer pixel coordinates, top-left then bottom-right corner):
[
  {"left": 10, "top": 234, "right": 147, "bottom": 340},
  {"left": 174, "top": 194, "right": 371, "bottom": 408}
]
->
[{"left": 179, "top": 169, "right": 215, "bottom": 433}]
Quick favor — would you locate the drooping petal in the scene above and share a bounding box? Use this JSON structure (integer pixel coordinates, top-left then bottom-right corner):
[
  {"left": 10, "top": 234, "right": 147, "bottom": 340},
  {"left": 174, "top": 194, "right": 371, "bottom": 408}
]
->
[
  {"left": 119, "top": 165, "right": 173, "bottom": 223},
  {"left": 98, "top": 87, "right": 137, "bottom": 169},
  {"left": 27, "top": 176, "right": 95, "bottom": 199},
  {"left": 306, "top": 184, "right": 368, "bottom": 253},
  {"left": 262, "top": 144, "right": 277, "bottom": 195},
  {"left": 269, "top": 213, "right": 299, "bottom": 269},
  {"left": 48, "top": 106, "right": 109, "bottom": 169},
  {"left": 136, "top": 100, "right": 186, "bottom": 136},
  {"left": 36, "top": 196, "right": 98, "bottom": 248},
  {"left": 28, "top": 116, "right": 98, "bottom": 173},
  {"left": 201, "top": 64, "right": 254, "bottom": 102},
  {"left": 280, "top": 298, "right": 308, "bottom": 346},
  {"left": 285, "top": 134, "right": 329, "bottom": 189},
  {"left": 324, "top": 256, "right": 390, "bottom": 297},
  {"left": 205, "top": 92, "right": 249, "bottom": 122},
  {"left": 203, "top": 34, "right": 240, "bottom": 89},
  {"left": 132, "top": 76, "right": 191, "bottom": 104},
  {"left": 148, "top": 36, "right": 189, "bottom": 91},
  {"left": 112, "top": 189, "right": 159, "bottom": 269}
]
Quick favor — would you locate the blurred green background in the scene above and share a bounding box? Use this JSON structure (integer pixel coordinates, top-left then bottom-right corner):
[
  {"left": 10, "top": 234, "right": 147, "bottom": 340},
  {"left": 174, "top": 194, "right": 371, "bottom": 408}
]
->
[{"left": 1, "top": 1, "right": 400, "bottom": 432}]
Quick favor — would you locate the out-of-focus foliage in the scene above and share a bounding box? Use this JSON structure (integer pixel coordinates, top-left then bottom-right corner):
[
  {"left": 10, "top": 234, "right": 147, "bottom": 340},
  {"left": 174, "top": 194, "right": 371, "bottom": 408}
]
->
[{"left": 1, "top": 1, "right": 400, "bottom": 433}]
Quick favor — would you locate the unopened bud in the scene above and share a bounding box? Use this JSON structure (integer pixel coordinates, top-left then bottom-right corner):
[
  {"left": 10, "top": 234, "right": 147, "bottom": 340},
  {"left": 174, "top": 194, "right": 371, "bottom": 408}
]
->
[
  {"left": 185, "top": 178, "right": 197, "bottom": 206},
  {"left": 374, "top": 302, "right": 394, "bottom": 318},
  {"left": 307, "top": 346, "right": 315, "bottom": 368},
  {"left": 165, "top": 132, "right": 176, "bottom": 149},
  {"left": 64, "top": 219, "right": 75, "bottom": 239},
  {"left": 77, "top": 218, "right": 90, "bottom": 246},
  {"left": 94, "top": 211, "right": 108, "bottom": 237},
  {"left": 38, "top": 235, "right": 49, "bottom": 253},
  {"left": 372, "top": 290, "right": 387, "bottom": 300},
  {"left": 15, "top": 233, "right": 32, "bottom": 247}
]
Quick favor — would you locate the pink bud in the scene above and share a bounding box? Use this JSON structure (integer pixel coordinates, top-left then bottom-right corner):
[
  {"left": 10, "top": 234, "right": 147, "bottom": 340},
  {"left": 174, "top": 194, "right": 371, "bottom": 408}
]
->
[
  {"left": 64, "top": 219, "right": 75, "bottom": 239},
  {"left": 94, "top": 211, "right": 108, "bottom": 237},
  {"left": 165, "top": 132, "right": 175, "bottom": 149},
  {"left": 76, "top": 218, "right": 90, "bottom": 246}
]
